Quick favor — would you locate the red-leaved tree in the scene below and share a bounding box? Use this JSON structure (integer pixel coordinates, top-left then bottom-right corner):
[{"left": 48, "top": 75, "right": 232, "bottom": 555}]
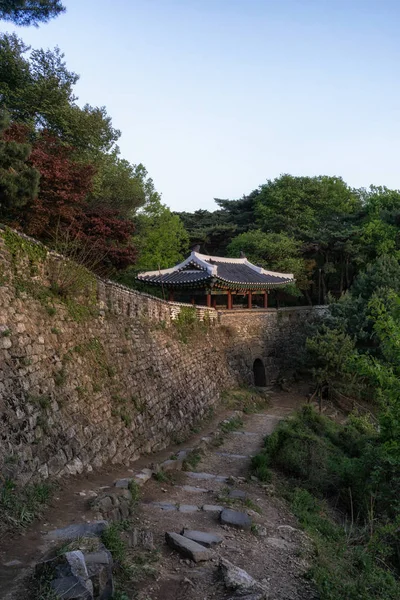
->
[{"left": 4, "top": 125, "right": 137, "bottom": 272}]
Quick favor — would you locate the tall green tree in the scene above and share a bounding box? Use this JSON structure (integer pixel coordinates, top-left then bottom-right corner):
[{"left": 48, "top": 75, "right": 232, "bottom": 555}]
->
[
  {"left": 227, "top": 230, "right": 313, "bottom": 296},
  {"left": 0, "top": 111, "right": 39, "bottom": 215},
  {"left": 0, "top": 0, "right": 65, "bottom": 26},
  {"left": 0, "top": 34, "right": 120, "bottom": 160},
  {"left": 134, "top": 192, "right": 189, "bottom": 272}
]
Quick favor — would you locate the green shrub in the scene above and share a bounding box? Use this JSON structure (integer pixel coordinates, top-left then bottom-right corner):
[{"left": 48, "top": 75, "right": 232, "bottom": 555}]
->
[{"left": 250, "top": 453, "right": 272, "bottom": 482}]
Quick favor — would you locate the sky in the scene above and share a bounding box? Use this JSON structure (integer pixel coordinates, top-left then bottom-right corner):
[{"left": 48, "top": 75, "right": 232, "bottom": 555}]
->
[{"left": 2, "top": 0, "right": 400, "bottom": 211}]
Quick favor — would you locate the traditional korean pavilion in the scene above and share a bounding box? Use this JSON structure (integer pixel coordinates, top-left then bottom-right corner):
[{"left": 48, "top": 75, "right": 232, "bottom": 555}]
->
[{"left": 137, "top": 248, "right": 294, "bottom": 309}]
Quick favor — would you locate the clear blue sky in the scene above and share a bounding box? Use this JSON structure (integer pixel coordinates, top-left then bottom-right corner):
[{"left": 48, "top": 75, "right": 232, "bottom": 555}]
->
[{"left": 3, "top": 0, "right": 400, "bottom": 211}]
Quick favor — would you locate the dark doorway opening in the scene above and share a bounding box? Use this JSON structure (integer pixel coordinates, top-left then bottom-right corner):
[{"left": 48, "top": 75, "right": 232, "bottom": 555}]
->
[{"left": 253, "top": 358, "right": 267, "bottom": 387}]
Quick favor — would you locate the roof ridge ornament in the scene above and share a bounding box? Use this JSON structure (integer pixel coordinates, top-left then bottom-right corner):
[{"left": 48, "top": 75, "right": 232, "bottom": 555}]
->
[{"left": 239, "top": 251, "right": 246, "bottom": 258}]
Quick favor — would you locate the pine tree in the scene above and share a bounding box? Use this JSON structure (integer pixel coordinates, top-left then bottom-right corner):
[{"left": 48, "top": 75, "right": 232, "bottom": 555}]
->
[
  {"left": 0, "top": 0, "right": 65, "bottom": 26},
  {"left": 0, "top": 111, "right": 39, "bottom": 217}
]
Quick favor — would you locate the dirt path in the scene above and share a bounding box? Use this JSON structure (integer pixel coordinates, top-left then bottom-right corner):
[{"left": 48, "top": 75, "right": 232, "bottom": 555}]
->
[{"left": 1, "top": 389, "right": 319, "bottom": 599}]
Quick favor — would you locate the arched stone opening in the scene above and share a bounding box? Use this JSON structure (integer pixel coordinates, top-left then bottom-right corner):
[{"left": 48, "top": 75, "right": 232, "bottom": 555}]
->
[{"left": 253, "top": 358, "right": 267, "bottom": 387}]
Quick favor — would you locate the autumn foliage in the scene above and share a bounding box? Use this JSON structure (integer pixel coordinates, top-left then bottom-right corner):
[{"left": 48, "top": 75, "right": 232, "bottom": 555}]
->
[{"left": 3, "top": 124, "right": 136, "bottom": 271}]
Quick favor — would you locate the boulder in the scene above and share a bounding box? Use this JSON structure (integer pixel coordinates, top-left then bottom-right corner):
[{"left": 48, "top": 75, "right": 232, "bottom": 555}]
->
[
  {"left": 51, "top": 576, "right": 93, "bottom": 599},
  {"left": 36, "top": 551, "right": 93, "bottom": 599},
  {"left": 220, "top": 558, "right": 268, "bottom": 599},
  {"left": 84, "top": 551, "right": 114, "bottom": 600}
]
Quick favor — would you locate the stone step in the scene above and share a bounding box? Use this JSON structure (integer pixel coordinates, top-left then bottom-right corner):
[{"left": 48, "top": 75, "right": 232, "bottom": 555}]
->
[
  {"left": 175, "top": 485, "right": 209, "bottom": 493},
  {"left": 254, "top": 413, "right": 284, "bottom": 419},
  {"left": 215, "top": 452, "right": 251, "bottom": 459},
  {"left": 186, "top": 472, "right": 229, "bottom": 482},
  {"left": 181, "top": 529, "right": 223, "bottom": 548},
  {"left": 231, "top": 431, "right": 259, "bottom": 437},
  {"left": 145, "top": 502, "right": 225, "bottom": 513},
  {"left": 220, "top": 508, "right": 252, "bottom": 530},
  {"left": 165, "top": 532, "right": 212, "bottom": 562}
]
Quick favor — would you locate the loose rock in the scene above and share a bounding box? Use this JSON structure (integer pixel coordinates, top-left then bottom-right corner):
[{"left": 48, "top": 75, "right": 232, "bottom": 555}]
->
[{"left": 220, "top": 558, "right": 268, "bottom": 598}]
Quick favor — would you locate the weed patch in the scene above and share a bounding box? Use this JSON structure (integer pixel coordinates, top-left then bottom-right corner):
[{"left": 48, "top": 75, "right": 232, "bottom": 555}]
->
[
  {"left": 219, "top": 415, "right": 244, "bottom": 433},
  {"left": 0, "top": 479, "right": 53, "bottom": 533},
  {"left": 183, "top": 449, "right": 203, "bottom": 471},
  {"left": 221, "top": 387, "right": 270, "bottom": 413}
]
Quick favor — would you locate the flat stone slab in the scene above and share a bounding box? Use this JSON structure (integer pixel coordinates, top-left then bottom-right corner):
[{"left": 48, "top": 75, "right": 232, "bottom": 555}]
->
[
  {"left": 47, "top": 521, "right": 108, "bottom": 540},
  {"left": 228, "top": 489, "right": 247, "bottom": 500},
  {"left": 151, "top": 502, "right": 177, "bottom": 511},
  {"left": 220, "top": 509, "right": 252, "bottom": 530},
  {"left": 177, "top": 485, "right": 208, "bottom": 493},
  {"left": 202, "top": 504, "right": 224, "bottom": 512},
  {"left": 178, "top": 504, "right": 199, "bottom": 513},
  {"left": 182, "top": 529, "right": 223, "bottom": 548},
  {"left": 165, "top": 532, "right": 212, "bottom": 562},
  {"left": 231, "top": 431, "right": 258, "bottom": 437},
  {"left": 215, "top": 452, "right": 249, "bottom": 459},
  {"left": 186, "top": 472, "right": 229, "bottom": 482},
  {"left": 186, "top": 472, "right": 215, "bottom": 480}
]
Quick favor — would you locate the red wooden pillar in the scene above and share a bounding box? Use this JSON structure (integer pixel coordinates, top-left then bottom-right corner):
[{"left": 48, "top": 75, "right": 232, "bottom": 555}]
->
[
  {"left": 227, "top": 290, "right": 233, "bottom": 310},
  {"left": 191, "top": 297, "right": 195, "bottom": 305},
  {"left": 247, "top": 291, "right": 252, "bottom": 309},
  {"left": 168, "top": 290, "right": 174, "bottom": 302},
  {"left": 206, "top": 293, "right": 212, "bottom": 307},
  {"left": 212, "top": 296, "right": 217, "bottom": 309},
  {"left": 263, "top": 291, "right": 268, "bottom": 309}
]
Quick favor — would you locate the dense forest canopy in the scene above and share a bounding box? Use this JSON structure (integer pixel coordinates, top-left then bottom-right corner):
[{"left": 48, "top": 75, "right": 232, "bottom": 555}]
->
[{"left": 178, "top": 175, "right": 400, "bottom": 304}]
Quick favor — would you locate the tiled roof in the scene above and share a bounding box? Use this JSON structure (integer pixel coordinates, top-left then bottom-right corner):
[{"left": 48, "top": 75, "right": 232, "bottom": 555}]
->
[
  {"left": 137, "top": 252, "right": 294, "bottom": 289},
  {"left": 209, "top": 260, "right": 290, "bottom": 285},
  {"left": 138, "top": 269, "right": 209, "bottom": 285}
]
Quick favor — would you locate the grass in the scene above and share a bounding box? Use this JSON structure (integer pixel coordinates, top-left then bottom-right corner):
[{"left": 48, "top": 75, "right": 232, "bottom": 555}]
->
[
  {"left": 182, "top": 449, "right": 203, "bottom": 471},
  {"left": 254, "top": 406, "right": 400, "bottom": 600},
  {"left": 128, "top": 480, "right": 140, "bottom": 503},
  {"left": 101, "top": 522, "right": 132, "bottom": 578},
  {"left": 0, "top": 479, "right": 53, "bottom": 532},
  {"left": 287, "top": 487, "right": 400, "bottom": 600},
  {"left": 221, "top": 387, "right": 270, "bottom": 413},
  {"left": 30, "top": 564, "right": 59, "bottom": 600},
  {"left": 219, "top": 415, "right": 244, "bottom": 433},
  {"left": 250, "top": 453, "right": 272, "bottom": 482},
  {"left": 153, "top": 471, "right": 173, "bottom": 483},
  {"left": 101, "top": 521, "right": 160, "bottom": 595}
]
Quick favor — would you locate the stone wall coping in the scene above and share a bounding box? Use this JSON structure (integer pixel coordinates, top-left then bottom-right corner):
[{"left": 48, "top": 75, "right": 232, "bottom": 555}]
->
[{"left": 218, "top": 305, "right": 327, "bottom": 315}]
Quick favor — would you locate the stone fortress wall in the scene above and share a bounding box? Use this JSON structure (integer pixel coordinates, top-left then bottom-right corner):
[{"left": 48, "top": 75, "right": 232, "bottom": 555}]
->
[{"left": 0, "top": 228, "right": 324, "bottom": 485}]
